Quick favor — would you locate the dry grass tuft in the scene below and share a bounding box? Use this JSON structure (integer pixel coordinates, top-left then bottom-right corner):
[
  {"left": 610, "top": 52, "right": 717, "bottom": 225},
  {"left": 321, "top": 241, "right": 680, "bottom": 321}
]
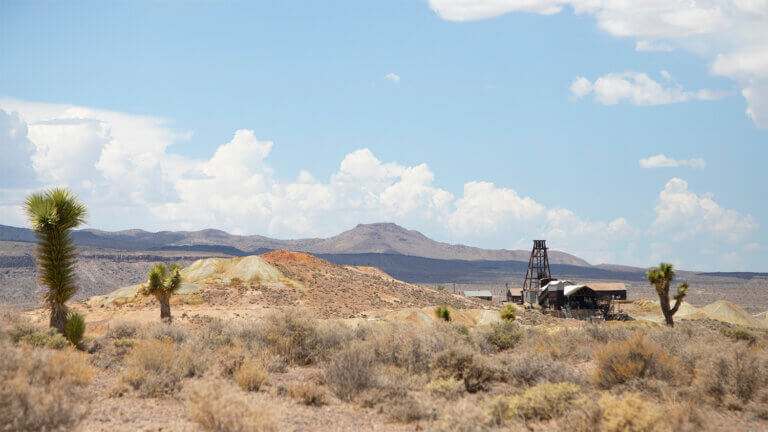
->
[
  {"left": 506, "top": 382, "right": 581, "bottom": 421},
  {"left": 592, "top": 332, "right": 679, "bottom": 389},
  {"left": 598, "top": 392, "right": 667, "bottom": 432},
  {"left": 121, "top": 339, "right": 183, "bottom": 397},
  {"left": 289, "top": 381, "right": 328, "bottom": 406},
  {"left": 233, "top": 359, "right": 268, "bottom": 391},
  {"left": 187, "top": 378, "right": 279, "bottom": 432},
  {"left": 426, "top": 376, "right": 465, "bottom": 400}
]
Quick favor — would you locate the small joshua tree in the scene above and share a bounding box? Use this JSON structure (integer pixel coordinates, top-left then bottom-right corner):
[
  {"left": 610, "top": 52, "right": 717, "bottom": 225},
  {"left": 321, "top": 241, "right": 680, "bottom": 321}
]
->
[
  {"left": 435, "top": 305, "right": 451, "bottom": 322},
  {"left": 24, "top": 188, "right": 87, "bottom": 333},
  {"left": 647, "top": 262, "right": 688, "bottom": 327},
  {"left": 141, "top": 263, "right": 182, "bottom": 321},
  {"left": 65, "top": 312, "right": 86, "bottom": 346}
]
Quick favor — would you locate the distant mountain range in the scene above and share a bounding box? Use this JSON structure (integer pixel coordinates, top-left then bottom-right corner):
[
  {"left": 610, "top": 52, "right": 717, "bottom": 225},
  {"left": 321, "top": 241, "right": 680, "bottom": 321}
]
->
[{"left": 0, "top": 222, "right": 590, "bottom": 266}]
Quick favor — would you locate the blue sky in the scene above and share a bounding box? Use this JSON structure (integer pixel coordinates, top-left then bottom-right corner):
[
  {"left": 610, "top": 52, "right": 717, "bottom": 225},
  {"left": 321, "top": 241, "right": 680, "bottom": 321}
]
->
[{"left": 1, "top": 1, "right": 766, "bottom": 270}]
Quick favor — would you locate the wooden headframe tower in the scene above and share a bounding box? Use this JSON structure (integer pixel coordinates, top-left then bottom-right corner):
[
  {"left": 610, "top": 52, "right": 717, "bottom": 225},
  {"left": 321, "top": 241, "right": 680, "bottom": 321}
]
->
[{"left": 522, "top": 240, "right": 552, "bottom": 304}]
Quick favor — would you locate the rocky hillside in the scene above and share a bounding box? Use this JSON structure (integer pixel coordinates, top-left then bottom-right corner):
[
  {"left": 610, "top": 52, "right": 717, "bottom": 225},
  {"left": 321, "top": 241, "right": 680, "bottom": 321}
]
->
[{"left": 0, "top": 222, "right": 589, "bottom": 265}]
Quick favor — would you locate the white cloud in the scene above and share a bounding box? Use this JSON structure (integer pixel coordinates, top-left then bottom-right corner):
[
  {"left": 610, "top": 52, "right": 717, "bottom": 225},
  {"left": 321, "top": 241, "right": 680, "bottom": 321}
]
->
[
  {"left": 636, "top": 40, "right": 674, "bottom": 52},
  {"left": 0, "top": 99, "right": 761, "bottom": 270},
  {"left": 0, "top": 110, "right": 36, "bottom": 187},
  {"left": 570, "top": 72, "right": 727, "bottom": 106},
  {"left": 385, "top": 72, "right": 401, "bottom": 84},
  {"left": 652, "top": 177, "right": 758, "bottom": 241},
  {"left": 447, "top": 182, "right": 545, "bottom": 234},
  {"left": 639, "top": 154, "right": 706, "bottom": 168},
  {"left": 428, "top": 0, "right": 768, "bottom": 128}
]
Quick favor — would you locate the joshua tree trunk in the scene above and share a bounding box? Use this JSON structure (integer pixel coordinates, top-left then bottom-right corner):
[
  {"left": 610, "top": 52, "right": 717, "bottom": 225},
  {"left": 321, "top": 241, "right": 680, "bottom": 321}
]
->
[
  {"left": 159, "top": 295, "right": 172, "bottom": 321},
  {"left": 50, "top": 304, "right": 69, "bottom": 334}
]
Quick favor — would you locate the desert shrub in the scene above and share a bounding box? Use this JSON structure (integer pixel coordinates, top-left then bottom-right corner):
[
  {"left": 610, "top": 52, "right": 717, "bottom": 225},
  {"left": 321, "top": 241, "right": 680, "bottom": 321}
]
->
[
  {"left": 214, "top": 344, "right": 250, "bottom": 377},
  {"left": 502, "top": 351, "right": 584, "bottom": 386},
  {"left": 700, "top": 345, "right": 764, "bottom": 404},
  {"left": 187, "top": 378, "right": 279, "bottom": 432},
  {"left": 386, "top": 395, "right": 435, "bottom": 423},
  {"left": 105, "top": 319, "right": 141, "bottom": 339},
  {"left": 720, "top": 326, "right": 758, "bottom": 346},
  {"left": 592, "top": 332, "right": 679, "bottom": 389},
  {"left": 121, "top": 339, "right": 183, "bottom": 397},
  {"left": 431, "top": 399, "right": 493, "bottom": 432},
  {"left": 175, "top": 346, "right": 211, "bottom": 378},
  {"left": 506, "top": 382, "right": 581, "bottom": 421},
  {"left": 426, "top": 376, "right": 465, "bottom": 400},
  {"left": 0, "top": 342, "right": 93, "bottom": 431},
  {"left": 262, "top": 308, "right": 321, "bottom": 365},
  {"left": 431, "top": 346, "right": 496, "bottom": 393},
  {"left": 366, "top": 321, "right": 463, "bottom": 374},
  {"left": 147, "top": 322, "right": 188, "bottom": 343},
  {"left": 0, "top": 304, "right": 22, "bottom": 331},
  {"left": 8, "top": 322, "right": 38, "bottom": 342},
  {"left": 233, "top": 359, "right": 268, "bottom": 391},
  {"left": 585, "top": 323, "right": 632, "bottom": 344},
  {"left": 290, "top": 381, "right": 327, "bottom": 406},
  {"left": 486, "top": 320, "right": 524, "bottom": 351},
  {"left": 500, "top": 304, "right": 516, "bottom": 321},
  {"left": 14, "top": 326, "right": 69, "bottom": 350},
  {"left": 435, "top": 305, "right": 451, "bottom": 322},
  {"left": 598, "top": 392, "right": 667, "bottom": 432},
  {"left": 323, "top": 343, "right": 379, "bottom": 401},
  {"left": 64, "top": 312, "right": 85, "bottom": 346}
]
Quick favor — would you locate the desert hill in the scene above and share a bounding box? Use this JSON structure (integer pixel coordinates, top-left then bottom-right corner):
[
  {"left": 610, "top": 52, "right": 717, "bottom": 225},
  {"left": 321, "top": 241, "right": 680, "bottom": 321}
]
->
[
  {"left": 86, "top": 251, "right": 482, "bottom": 319},
  {"left": 0, "top": 222, "right": 588, "bottom": 265}
]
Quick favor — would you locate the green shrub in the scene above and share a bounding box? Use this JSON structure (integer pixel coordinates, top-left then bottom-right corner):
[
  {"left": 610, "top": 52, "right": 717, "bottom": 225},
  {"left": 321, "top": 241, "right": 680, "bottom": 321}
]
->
[
  {"left": 487, "top": 320, "right": 524, "bottom": 351},
  {"left": 720, "top": 326, "right": 757, "bottom": 346},
  {"left": 426, "top": 376, "right": 465, "bottom": 399},
  {"left": 18, "top": 328, "right": 69, "bottom": 350},
  {"left": 431, "top": 346, "right": 496, "bottom": 393},
  {"left": 507, "top": 382, "right": 581, "bottom": 421},
  {"left": 500, "top": 304, "right": 516, "bottom": 321},
  {"left": 435, "top": 306, "right": 451, "bottom": 322},
  {"left": 65, "top": 312, "right": 86, "bottom": 346}
]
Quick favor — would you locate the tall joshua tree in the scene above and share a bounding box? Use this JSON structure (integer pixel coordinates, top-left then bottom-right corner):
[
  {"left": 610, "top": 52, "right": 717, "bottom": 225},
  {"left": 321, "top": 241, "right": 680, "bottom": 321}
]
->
[
  {"left": 647, "top": 262, "right": 689, "bottom": 327},
  {"left": 24, "top": 188, "right": 87, "bottom": 333},
  {"left": 141, "top": 263, "right": 182, "bottom": 321}
]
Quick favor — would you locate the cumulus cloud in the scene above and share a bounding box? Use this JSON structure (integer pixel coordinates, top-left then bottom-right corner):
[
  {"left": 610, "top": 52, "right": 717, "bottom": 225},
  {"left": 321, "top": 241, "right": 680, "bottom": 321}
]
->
[
  {"left": 0, "top": 99, "right": 760, "bottom": 269},
  {"left": 570, "top": 72, "right": 727, "bottom": 105},
  {"left": 652, "top": 178, "right": 758, "bottom": 241},
  {"left": 447, "top": 182, "right": 545, "bottom": 234},
  {"left": 428, "top": 0, "right": 768, "bottom": 128},
  {"left": 384, "top": 73, "right": 401, "bottom": 84},
  {"left": 636, "top": 40, "right": 674, "bottom": 52},
  {"left": 639, "top": 154, "right": 706, "bottom": 169}
]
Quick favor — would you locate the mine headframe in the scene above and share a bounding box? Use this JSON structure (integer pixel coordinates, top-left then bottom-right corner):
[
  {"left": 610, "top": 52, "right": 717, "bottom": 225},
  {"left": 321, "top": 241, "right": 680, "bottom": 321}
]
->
[{"left": 521, "top": 240, "right": 552, "bottom": 305}]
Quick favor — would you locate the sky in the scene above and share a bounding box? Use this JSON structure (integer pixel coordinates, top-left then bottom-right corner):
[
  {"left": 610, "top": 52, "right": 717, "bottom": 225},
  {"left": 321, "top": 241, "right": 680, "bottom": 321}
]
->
[{"left": 0, "top": 0, "right": 766, "bottom": 270}]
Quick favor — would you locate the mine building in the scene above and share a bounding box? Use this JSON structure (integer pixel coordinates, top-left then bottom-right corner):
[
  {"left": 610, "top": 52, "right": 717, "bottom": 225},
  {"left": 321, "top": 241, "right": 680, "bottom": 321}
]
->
[
  {"left": 462, "top": 290, "right": 493, "bottom": 301},
  {"left": 510, "top": 240, "right": 627, "bottom": 320}
]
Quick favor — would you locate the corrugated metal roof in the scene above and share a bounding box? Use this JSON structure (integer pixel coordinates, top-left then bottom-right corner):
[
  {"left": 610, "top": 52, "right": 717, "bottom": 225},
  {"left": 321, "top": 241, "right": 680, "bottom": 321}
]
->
[
  {"left": 507, "top": 288, "right": 523, "bottom": 296},
  {"left": 587, "top": 283, "right": 627, "bottom": 292},
  {"left": 564, "top": 285, "right": 591, "bottom": 296},
  {"left": 462, "top": 290, "right": 493, "bottom": 297}
]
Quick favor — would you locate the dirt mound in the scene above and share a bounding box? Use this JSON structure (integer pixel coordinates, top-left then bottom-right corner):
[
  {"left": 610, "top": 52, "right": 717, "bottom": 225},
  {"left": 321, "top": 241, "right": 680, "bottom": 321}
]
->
[
  {"left": 182, "top": 255, "right": 283, "bottom": 284},
  {"left": 344, "top": 265, "right": 395, "bottom": 281},
  {"left": 700, "top": 300, "right": 768, "bottom": 329},
  {"left": 261, "top": 250, "right": 483, "bottom": 318}
]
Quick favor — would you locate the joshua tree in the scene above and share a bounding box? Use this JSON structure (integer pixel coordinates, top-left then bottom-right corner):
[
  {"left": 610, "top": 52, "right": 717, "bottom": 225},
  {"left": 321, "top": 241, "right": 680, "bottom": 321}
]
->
[
  {"left": 141, "top": 263, "right": 182, "bottom": 321},
  {"left": 647, "top": 262, "right": 689, "bottom": 327},
  {"left": 24, "top": 188, "right": 87, "bottom": 333}
]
